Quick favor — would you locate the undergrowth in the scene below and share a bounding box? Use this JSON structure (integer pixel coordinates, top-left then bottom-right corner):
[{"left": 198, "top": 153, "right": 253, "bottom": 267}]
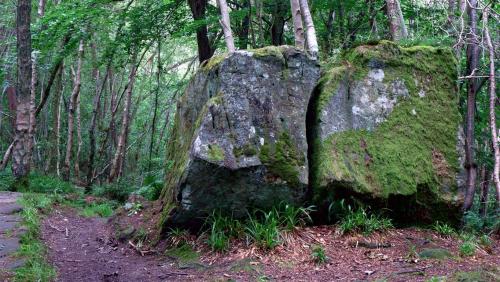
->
[
  {"left": 14, "top": 194, "right": 56, "bottom": 282},
  {"left": 204, "top": 204, "right": 314, "bottom": 251},
  {"left": 338, "top": 206, "right": 393, "bottom": 235}
]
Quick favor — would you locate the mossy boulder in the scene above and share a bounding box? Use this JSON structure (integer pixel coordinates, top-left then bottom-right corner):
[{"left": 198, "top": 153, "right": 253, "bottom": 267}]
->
[
  {"left": 159, "top": 46, "right": 320, "bottom": 228},
  {"left": 309, "top": 41, "right": 464, "bottom": 223}
]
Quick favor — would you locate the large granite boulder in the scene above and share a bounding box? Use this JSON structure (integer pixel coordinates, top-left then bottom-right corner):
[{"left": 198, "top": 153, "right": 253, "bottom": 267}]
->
[
  {"left": 160, "top": 46, "right": 320, "bottom": 227},
  {"left": 309, "top": 41, "right": 464, "bottom": 223}
]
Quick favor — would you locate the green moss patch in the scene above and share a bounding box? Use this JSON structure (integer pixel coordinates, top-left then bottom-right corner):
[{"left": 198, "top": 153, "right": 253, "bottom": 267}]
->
[
  {"left": 418, "top": 248, "right": 453, "bottom": 260},
  {"left": 312, "top": 41, "right": 461, "bottom": 223},
  {"left": 259, "top": 132, "right": 305, "bottom": 186}
]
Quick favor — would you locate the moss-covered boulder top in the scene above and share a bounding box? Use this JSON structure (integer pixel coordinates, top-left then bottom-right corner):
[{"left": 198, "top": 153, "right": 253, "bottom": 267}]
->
[
  {"left": 160, "top": 46, "right": 320, "bottom": 227},
  {"left": 310, "top": 41, "right": 464, "bottom": 223}
]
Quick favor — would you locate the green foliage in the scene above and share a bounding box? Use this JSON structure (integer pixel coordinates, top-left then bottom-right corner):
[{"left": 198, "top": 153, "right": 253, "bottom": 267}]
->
[
  {"left": 419, "top": 248, "right": 453, "bottom": 260},
  {"left": 0, "top": 169, "right": 15, "bottom": 191},
  {"left": 206, "top": 211, "right": 242, "bottom": 252},
  {"left": 245, "top": 209, "right": 281, "bottom": 250},
  {"left": 80, "top": 203, "right": 114, "bottom": 218},
  {"left": 338, "top": 206, "right": 393, "bottom": 235},
  {"left": 432, "top": 221, "right": 456, "bottom": 236},
  {"left": 459, "top": 241, "right": 476, "bottom": 257},
  {"left": 462, "top": 210, "right": 499, "bottom": 234},
  {"left": 28, "top": 173, "right": 76, "bottom": 194},
  {"left": 311, "top": 245, "right": 328, "bottom": 264},
  {"left": 14, "top": 194, "right": 57, "bottom": 282},
  {"left": 279, "top": 204, "right": 314, "bottom": 231},
  {"left": 135, "top": 173, "right": 164, "bottom": 201},
  {"left": 91, "top": 180, "right": 134, "bottom": 202}
]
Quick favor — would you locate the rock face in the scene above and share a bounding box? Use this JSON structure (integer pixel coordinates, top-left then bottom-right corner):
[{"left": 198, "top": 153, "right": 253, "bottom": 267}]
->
[
  {"left": 310, "top": 41, "right": 463, "bottom": 222},
  {"left": 160, "top": 46, "right": 320, "bottom": 226}
]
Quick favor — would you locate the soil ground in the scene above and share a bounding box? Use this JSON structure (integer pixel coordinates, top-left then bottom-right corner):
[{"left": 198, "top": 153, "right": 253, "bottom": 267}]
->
[{"left": 39, "top": 206, "right": 499, "bottom": 282}]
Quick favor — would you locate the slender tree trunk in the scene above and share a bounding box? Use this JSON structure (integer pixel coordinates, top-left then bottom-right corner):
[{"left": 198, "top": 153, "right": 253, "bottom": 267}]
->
[
  {"left": 299, "top": 0, "right": 319, "bottom": 57},
  {"left": 62, "top": 40, "right": 84, "bottom": 181},
  {"left": 479, "top": 167, "right": 490, "bottom": 217},
  {"left": 109, "top": 55, "right": 138, "bottom": 182},
  {"left": 290, "top": 0, "right": 305, "bottom": 49},
  {"left": 271, "top": 0, "right": 286, "bottom": 46},
  {"left": 385, "top": 0, "right": 408, "bottom": 41},
  {"left": 462, "top": 0, "right": 479, "bottom": 212},
  {"left": 255, "top": 0, "right": 264, "bottom": 47},
  {"left": 45, "top": 63, "right": 63, "bottom": 173},
  {"left": 87, "top": 50, "right": 108, "bottom": 187},
  {"left": 483, "top": 8, "right": 499, "bottom": 209},
  {"left": 149, "top": 39, "right": 161, "bottom": 171},
  {"left": 28, "top": 0, "right": 46, "bottom": 169},
  {"left": 0, "top": 142, "right": 14, "bottom": 171},
  {"left": 217, "top": 0, "right": 235, "bottom": 52},
  {"left": 56, "top": 70, "right": 63, "bottom": 177},
  {"left": 12, "top": 0, "right": 33, "bottom": 189},
  {"left": 188, "top": 0, "right": 213, "bottom": 63},
  {"left": 74, "top": 90, "right": 82, "bottom": 179}
]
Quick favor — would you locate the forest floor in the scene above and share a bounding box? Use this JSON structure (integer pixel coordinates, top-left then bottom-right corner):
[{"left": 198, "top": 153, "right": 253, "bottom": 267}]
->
[{"left": 38, "top": 204, "right": 500, "bottom": 282}]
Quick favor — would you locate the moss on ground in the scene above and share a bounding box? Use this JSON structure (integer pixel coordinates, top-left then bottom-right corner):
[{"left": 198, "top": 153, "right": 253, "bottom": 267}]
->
[{"left": 312, "top": 41, "right": 461, "bottom": 218}]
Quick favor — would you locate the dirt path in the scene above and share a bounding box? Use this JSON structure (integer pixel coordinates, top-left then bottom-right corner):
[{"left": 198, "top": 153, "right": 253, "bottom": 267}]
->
[
  {"left": 41, "top": 208, "right": 197, "bottom": 282},
  {"left": 0, "top": 192, "right": 25, "bottom": 273},
  {"left": 41, "top": 207, "right": 500, "bottom": 282}
]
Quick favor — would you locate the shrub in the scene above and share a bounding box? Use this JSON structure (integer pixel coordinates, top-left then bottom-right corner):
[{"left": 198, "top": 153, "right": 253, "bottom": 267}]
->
[
  {"left": 432, "top": 221, "right": 455, "bottom": 236},
  {"left": 29, "top": 174, "right": 75, "bottom": 194},
  {"left": 0, "top": 169, "right": 15, "bottom": 191},
  {"left": 459, "top": 241, "right": 476, "bottom": 257},
  {"left": 311, "top": 245, "right": 328, "bottom": 264},
  {"left": 135, "top": 173, "right": 163, "bottom": 201},
  {"left": 338, "top": 207, "right": 393, "bottom": 235}
]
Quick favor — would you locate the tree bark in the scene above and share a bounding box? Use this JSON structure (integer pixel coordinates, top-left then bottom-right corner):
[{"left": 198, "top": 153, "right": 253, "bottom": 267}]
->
[
  {"left": 483, "top": 8, "right": 499, "bottom": 209},
  {"left": 462, "top": 0, "right": 479, "bottom": 212},
  {"left": 74, "top": 87, "right": 82, "bottom": 179},
  {"left": 479, "top": 167, "right": 490, "bottom": 217},
  {"left": 385, "top": 0, "right": 408, "bottom": 41},
  {"left": 108, "top": 55, "right": 138, "bottom": 182},
  {"left": 188, "top": 0, "right": 213, "bottom": 63},
  {"left": 62, "top": 40, "right": 84, "bottom": 181},
  {"left": 12, "top": 0, "right": 33, "bottom": 189},
  {"left": 299, "top": 0, "right": 319, "bottom": 57},
  {"left": 217, "top": 0, "right": 235, "bottom": 52},
  {"left": 44, "top": 63, "right": 63, "bottom": 174},
  {"left": 0, "top": 142, "right": 14, "bottom": 171},
  {"left": 290, "top": 0, "right": 305, "bottom": 49},
  {"left": 271, "top": 0, "right": 286, "bottom": 46}
]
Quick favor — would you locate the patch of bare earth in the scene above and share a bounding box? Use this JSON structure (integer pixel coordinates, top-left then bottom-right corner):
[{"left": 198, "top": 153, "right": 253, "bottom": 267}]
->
[{"left": 41, "top": 207, "right": 499, "bottom": 281}]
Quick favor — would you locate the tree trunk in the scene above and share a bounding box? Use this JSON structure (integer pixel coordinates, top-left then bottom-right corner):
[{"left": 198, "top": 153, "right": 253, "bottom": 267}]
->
[
  {"left": 483, "top": 8, "right": 499, "bottom": 210},
  {"left": 299, "top": 0, "right": 319, "bottom": 57},
  {"left": 290, "top": 0, "right": 305, "bottom": 49},
  {"left": 109, "top": 55, "right": 138, "bottom": 182},
  {"left": 385, "top": 0, "right": 408, "bottom": 41},
  {"left": 0, "top": 142, "right": 14, "bottom": 171},
  {"left": 56, "top": 72, "right": 63, "bottom": 177},
  {"left": 188, "top": 0, "right": 213, "bottom": 63},
  {"left": 28, "top": 0, "right": 46, "bottom": 169},
  {"left": 62, "top": 40, "right": 84, "bottom": 181},
  {"left": 271, "top": 0, "right": 286, "bottom": 46},
  {"left": 149, "top": 39, "right": 161, "bottom": 171},
  {"left": 45, "top": 63, "right": 63, "bottom": 173},
  {"left": 12, "top": 0, "right": 33, "bottom": 189},
  {"left": 217, "top": 0, "right": 235, "bottom": 52},
  {"left": 462, "top": 0, "right": 479, "bottom": 212},
  {"left": 479, "top": 167, "right": 490, "bottom": 217},
  {"left": 74, "top": 88, "right": 82, "bottom": 179},
  {"left": 87, "top": 50, "right": 108, "bottom": 188}
]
